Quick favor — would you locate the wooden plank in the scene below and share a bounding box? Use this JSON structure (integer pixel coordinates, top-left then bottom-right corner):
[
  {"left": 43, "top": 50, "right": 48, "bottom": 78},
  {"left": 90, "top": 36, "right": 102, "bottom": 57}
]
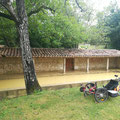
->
[{"left": 63, "top": 58, "right": 66, "bottom": 74}]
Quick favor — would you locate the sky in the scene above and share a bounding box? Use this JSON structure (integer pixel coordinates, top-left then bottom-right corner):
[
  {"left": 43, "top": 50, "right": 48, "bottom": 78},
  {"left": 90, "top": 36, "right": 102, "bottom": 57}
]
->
[
  {"left": 90, "top": 0, "right": 120, "bottom": 11},
  {"left": 83, "top": 0, "right": 120, "bottom": 25}
]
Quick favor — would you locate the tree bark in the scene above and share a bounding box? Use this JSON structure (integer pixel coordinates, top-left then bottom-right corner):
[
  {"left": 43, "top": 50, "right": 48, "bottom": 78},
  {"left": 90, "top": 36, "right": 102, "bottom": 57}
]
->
[{"left": 16, "top": 0, "right": 42, "bottom": 94}]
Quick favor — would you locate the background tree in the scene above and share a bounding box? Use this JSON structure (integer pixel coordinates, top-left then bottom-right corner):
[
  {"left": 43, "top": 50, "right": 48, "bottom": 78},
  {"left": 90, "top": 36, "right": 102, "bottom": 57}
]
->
[
  {"left": 91, "top": 2, "right": 120, "bottom": 50},
  {"left": 104, "top": 5, "right": 120, "bottom": 49}
]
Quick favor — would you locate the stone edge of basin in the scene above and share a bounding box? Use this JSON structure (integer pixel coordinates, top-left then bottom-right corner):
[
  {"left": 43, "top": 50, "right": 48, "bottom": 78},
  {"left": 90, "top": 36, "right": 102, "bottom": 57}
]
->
[{"left": 0, "top": 79, "right": 112, "bottom": 100}]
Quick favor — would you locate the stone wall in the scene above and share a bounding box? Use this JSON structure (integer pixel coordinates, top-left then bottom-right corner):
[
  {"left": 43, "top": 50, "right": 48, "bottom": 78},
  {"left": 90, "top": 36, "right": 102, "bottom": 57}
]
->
[
  {"left": 116, "top": 58, "right": 120, "bottom": 69},
  {"left": 74, "top": 57, "right": 109, "bottom": 71},
  {"left": 89, "top": 58, "right": 107, "bottom": 70},
  {"left": 0, "top": 57, "right": 23, "bottom": 74},
  {"left": 34, "top": 57, "right": 63, "bottom": 72},
  {"left": 0, "top": 57, "right": 119, "bottom": 74},
  {"left": 0, "top": 57, "right": 64, "bottom": 74},
  {"left": 109, "top": 57, "right": 118, "bottom": 69},
  {"left": 74, "top": 58, "right": 87, "bottom": 71}
]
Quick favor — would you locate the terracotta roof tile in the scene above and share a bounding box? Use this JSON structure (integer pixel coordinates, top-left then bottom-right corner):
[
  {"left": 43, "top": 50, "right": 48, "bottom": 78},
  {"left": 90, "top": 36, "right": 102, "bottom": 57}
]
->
[{"left": 0, "top": 47, "right": 120, "bottom": 57}]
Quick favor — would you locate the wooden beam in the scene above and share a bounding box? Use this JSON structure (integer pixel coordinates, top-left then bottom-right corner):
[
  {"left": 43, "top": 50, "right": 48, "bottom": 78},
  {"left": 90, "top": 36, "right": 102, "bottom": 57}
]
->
[
  {"left": 87, "top": 58, "right": 89, "bottom": 73},
  {"left": 63, "top": 58, "right": 66, "bottom": 74},
  {"left": 107, "top": 58, "right": 109, "bottom": 71}
]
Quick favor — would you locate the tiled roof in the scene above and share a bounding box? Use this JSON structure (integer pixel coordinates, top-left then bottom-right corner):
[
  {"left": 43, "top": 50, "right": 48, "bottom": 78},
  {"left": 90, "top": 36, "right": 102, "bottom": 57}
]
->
[{"left": 0, "top": 47, "right": 120, "bottom": 57}]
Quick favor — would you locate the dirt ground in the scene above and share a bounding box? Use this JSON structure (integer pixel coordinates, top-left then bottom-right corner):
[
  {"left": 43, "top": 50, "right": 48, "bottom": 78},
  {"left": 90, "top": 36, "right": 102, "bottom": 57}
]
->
[{"left": 0, "top": 70, "right": 120, "bottom": 90}]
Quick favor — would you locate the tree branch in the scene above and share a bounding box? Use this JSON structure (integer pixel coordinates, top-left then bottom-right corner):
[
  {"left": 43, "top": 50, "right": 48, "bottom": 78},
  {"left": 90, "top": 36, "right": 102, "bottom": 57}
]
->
[
  {"left": 28, "top": 5, "right": 55, "bottom": 17},
  {"left": 0, "top": 12, "right": 14, "bottom": 20},
  {"left": 75, "top": 0, "right": 84, "bottom": 12},
  {"left": 64, "top": 0, "right": 67, "bottom": 6},
  {"left": 0, "top": 0, "right": 19, "bottom": 23},
  {"left": 64, "top": 0, "right": 69, "bottom": 17}
]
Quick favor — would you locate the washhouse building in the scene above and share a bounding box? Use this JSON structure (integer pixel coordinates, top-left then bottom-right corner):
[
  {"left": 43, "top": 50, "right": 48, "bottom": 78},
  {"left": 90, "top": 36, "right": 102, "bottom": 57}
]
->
[{"left": 0, "top": 47, "right": 120, "bottom": 74}]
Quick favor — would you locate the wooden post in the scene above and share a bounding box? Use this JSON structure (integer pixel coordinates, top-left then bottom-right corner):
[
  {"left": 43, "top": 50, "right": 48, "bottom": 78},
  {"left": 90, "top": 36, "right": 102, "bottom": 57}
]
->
[
  {"left": 87, "top": 58, "right": 89, "bottom": 73},
  {"left": 33, "top": 58, "right": 35, "bottom": 64},
  {"left": 63, "top": 58, "right": 66, "bottom": 74},
  {"left": 107, "top": 58, "right": 109, "bottom": 71}
]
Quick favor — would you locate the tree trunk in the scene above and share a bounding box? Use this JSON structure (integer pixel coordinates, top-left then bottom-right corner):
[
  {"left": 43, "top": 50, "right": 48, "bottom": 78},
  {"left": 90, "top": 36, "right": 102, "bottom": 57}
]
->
[{"left": 16, "top": 0, "right": 42, "bottom": 94}]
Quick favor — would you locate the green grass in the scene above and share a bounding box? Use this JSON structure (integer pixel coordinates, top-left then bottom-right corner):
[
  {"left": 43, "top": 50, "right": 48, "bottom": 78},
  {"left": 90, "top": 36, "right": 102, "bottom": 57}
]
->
[{"left": 0, "top": 87, "right": 120, "bottom": 120}]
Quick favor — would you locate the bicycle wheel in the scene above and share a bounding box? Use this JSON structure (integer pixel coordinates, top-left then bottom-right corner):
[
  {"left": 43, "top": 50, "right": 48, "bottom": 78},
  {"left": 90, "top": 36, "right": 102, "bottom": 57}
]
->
[
  {"left": 84, "top": 83, "right": 95, "bottom": 96},
  {"left": 94, "top": 88, "right": 108, "bottom": 103}
]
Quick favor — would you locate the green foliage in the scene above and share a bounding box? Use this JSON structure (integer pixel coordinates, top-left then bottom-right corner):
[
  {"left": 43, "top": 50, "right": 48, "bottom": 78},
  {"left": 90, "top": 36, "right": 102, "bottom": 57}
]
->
[
  {"left": 104, "top": 8, "right": 120, "bottom": 49},
  {"left": 1, "top": 0, "right": 112, "bottom": 49},
  {"left": 90, "top": 2, "right": 120, "bottom": 49},
  {"left": 0, "top": 18, "right": 17, "bottom": 47},
  {"left": 85, "top": 25, "right": 110, "bottom": 47},
  {"left": 84, "top": 10, "right": 111, "bottom": 48},
  {"left": 29, "top": 12, "right": 86, "bottom": 48},
  {"left": 0, "top": 0, "right": 87, "bottom": 48},
  {"left": 2, "top": 0, "right": 115, "bottom": 49},
  {"left": 27, "top": 0, "right": 87, "bottom": 48}
]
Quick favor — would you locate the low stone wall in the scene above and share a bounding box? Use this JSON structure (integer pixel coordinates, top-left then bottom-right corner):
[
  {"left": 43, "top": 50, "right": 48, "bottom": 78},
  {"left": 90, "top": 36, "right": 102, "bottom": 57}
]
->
[
  {"left": 0, "top": 79, "right": 111, "bottom": 100},
  {"left": 0, "top": 88, "right": 26, "bottom": 100}
]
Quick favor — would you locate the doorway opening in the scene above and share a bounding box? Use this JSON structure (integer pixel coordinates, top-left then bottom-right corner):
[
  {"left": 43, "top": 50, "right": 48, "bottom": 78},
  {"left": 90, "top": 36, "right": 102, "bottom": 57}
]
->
[{"left": 66, "top": 58, "right": 74, "bottom": 71}]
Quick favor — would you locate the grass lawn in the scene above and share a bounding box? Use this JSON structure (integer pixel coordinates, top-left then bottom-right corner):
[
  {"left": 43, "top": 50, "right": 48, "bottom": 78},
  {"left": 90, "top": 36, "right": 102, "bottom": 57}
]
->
[{"left": 0, "top": 87, "right": 120, "bottom": 120}]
